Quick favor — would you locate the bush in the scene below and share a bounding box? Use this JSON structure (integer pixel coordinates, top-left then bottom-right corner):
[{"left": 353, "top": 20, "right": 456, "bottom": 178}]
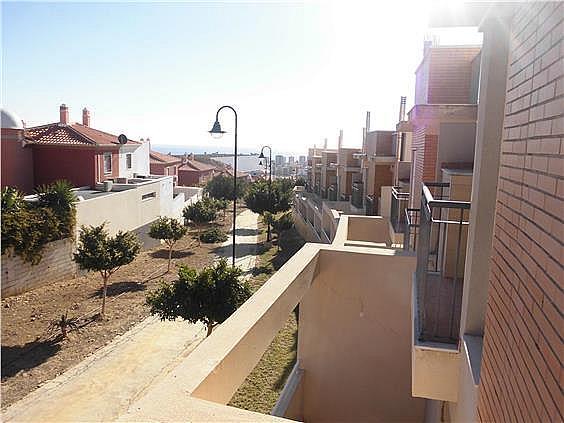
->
[
  {"left": 183, "top": 199, "right": 218, "bottom": 245},
  {"left": 147, "top": 259, "right": 251, "bottom": 336},
  {"left": 1, "top": 181, "right": 76, "bottom": 264},
  {"left": 199, "top": 227, "right": 228, "bottom": 243},
  {"left": 205, "top": 175, "right": 247, "bottom": 200}
]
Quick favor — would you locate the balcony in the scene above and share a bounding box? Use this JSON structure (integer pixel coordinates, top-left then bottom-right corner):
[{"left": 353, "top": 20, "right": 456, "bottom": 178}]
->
[
  {"left": 410, "top": 182, "right": 471, "bottom": 402},
  {"left": 390, "top": 186, "right": 409, "bottom": 233},
  {"left": 351, "top": 182, "right": 363, "bottom": 209}
]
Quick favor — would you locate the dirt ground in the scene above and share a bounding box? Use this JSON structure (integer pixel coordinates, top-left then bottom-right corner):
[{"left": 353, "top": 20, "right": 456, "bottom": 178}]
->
[{"left": 1, "top": 210, "right": 239, "bottom": 408}]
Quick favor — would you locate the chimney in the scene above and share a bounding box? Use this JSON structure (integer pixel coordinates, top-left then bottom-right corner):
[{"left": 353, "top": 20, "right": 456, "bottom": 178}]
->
[
  {"left": 323, "top": 138, "right": 328, "bottom": 150},
  {"left": 82, "top": 108, "right": 90, "bottom": 126},
  {"left": 399, "top": 96, "right": 407, "bottom": 122},
  {"left": 365, "top": 111, "right": 371, "bottom": 132},
  {"left": 338, "top": 130, "right": 343, "bottom": 150},
  {"left": 60, "top": 104, "right": 69, "bottom": 125}
]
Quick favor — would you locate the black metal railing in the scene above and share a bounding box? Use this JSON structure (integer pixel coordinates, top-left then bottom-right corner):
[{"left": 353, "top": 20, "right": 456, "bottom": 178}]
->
[
  {"left": 414, "top": 182, "right": 470, "bottom": 345},
  {"left": 328, "top": 184, "right": 337, "bottom": 201},
  {"left": 314, "top": 184, "right": 320, "bottom": 195},
  {"left": 365, "top": 195, "right": 377, "bottom": 216},
  {"left": 404, "top": 208, "right": 420, "bottom": 251},
  {"left": 351, "top": 182, "right": 363, "bottom": 208},
  {"left": 391, "top": 186, "right": 410, "bottom": 233},
  {"left": 321, "top": 187, "right": 327, "bottom": 199}
]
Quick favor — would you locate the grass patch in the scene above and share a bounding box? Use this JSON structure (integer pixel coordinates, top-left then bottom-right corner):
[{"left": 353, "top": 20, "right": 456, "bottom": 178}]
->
[{"left": 228, "top": 222, "right": 305, "bottom": 414}]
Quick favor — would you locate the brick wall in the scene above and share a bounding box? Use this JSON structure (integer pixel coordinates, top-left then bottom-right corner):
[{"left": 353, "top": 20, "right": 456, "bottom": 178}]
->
[
  {"left": 1, "top": 239, "right": 78, "bottom": 297},
  {"left": 478, "top": 2, "right": 563, "bottom": 422},
  {"left": 410, "top": 126, "right": 438, "bottom": 207}
]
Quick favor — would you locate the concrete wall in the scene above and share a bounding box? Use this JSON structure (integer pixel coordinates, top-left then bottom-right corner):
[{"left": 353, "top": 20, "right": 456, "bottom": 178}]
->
[
  {"left": 75, "top": 178, "right": 173, "bottom": 238},
  {"left": 436, "top": 122, "right": 477, "bottom": 176},
  {"left": 298, "top": 247, "right": 426, "bottom": 422},
  {"left": 1, "top": 239, "right": 77, "bottom": 297}
]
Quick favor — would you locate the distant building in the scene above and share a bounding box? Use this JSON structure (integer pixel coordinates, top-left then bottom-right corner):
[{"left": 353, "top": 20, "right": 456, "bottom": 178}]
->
[
  {"left": 275, "top": 155, "right": 285, "bottom": 166},
  {"left": 299, "top": 155, "right": 306, "bottom": 164},
  {"left": 149, "top": 150, "right": 182, "bottom": 179},
  {"left": 288, "top": 156, "right": 295, "bottom": 164}
]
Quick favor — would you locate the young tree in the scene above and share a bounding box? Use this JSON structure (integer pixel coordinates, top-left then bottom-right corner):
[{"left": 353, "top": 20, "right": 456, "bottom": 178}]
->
[
  {"left": 245, "top": 180, "right": 293, "bottom": 241},
  {"left": 73, "top": 224, "right": 141, "bottom": 317},
  {"left": 183, "top": 199, "right": 217, "bottom": 245},
  {"left": 147, "top": 259, "right": 251, "bottom": 337},
  {"left": 149, "top": 217, "right": 187, "bottom": 272},
  {"left": 271, "top": 212, "right": 294, "bottom": 250},
  {"left": 205, "top": 175, "right": 234, "bottom": 200}
]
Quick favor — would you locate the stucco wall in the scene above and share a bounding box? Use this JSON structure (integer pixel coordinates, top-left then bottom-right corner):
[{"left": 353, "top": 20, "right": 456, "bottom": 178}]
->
[
  {"left": 119, "top": 142, "right": 150, "bottom": 178},
  {"left": 33, "top": 146, "right": 97, "bottom": 188},
  {"left": 1, "top": 239, "right": 77, "bottom": 297},
  {"left": 1, "top": 129, "right": 34, "bottom": 193},
  {"left": 298, "top": 247, "right": 426, "bottom": 422}
]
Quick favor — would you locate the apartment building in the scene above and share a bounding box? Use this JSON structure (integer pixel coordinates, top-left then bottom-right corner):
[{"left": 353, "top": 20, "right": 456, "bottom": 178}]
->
[
  {"left": 319, "top": 148, "right": 337, "bottom": 199},
  {"left": 408, "top": 43, "right": 481, "bottom": 209}
]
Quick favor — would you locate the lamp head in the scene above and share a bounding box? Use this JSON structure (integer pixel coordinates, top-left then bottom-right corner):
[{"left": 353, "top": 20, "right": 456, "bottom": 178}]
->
[
  {"left": 209, "top": 120, "right": 226, "bottom": 139},
  {"left": 258, "top": 151, "right": 265, "bottom": 159}
]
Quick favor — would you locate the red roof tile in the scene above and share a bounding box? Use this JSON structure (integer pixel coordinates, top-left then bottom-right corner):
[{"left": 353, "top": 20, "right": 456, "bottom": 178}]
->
[
  {"left": 150, "top": 150, "right": 182, "bottom": 164},
  {"left": 25, "top": 122, "right": 141, "bottom": 147},
  {"left": 178, "top": 159, "right": 216, "bottom": 172}
]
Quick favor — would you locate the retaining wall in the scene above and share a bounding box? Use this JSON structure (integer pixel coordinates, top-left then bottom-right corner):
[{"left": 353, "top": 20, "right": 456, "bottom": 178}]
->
[{"left": 1, "top": 238, "right": 78, "bottom": 298}]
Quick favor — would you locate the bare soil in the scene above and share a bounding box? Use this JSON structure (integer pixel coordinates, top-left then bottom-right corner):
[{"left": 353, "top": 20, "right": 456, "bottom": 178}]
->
[{"left": 1, "top": 211, "right": 238, "bottom": 408}]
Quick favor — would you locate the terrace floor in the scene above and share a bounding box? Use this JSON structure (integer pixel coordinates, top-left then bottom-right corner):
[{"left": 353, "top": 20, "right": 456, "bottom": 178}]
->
[{"left": 418, "top": 273, "right": 463, "bottom": 345}]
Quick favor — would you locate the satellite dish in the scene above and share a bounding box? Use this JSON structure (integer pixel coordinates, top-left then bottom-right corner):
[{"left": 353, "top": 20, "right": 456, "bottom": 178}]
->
[{"left": 118, "top": 134, "right": 128, "bottom": 144}]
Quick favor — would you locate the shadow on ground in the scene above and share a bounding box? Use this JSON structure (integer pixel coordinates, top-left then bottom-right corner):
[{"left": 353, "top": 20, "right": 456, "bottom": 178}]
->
[
  {"left": 149, "top": 249, "right": 194, "bottom": 259},
  {"left": 90, "top": 281, "right": 146, "bottom": 298},
  {"left": 1, "top": 339, "right": 62, "bottom": 379}
]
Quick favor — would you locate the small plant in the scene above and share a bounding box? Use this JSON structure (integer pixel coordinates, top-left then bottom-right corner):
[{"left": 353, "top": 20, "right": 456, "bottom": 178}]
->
[
  {"left": 48, "top": 311, "right": 79, "bottom": 339},
  {"left": 200, "top": 227, "right": 228, "bottom": 244},
  {"left": 149, "top": 217, "right": 187, "bottom": 272},
  {"left": 183, "top": 199, "right": 217, "bottom": 245},
  {"left": 73, "top": 224, "right": 141, "bottom": 318},
  {"left": 147, "top": 259, "right": 251, "bottom": 337}
]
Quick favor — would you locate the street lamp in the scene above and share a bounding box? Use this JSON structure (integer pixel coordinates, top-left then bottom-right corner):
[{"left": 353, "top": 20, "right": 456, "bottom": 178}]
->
[
  {"left": 259, "top": 145, "right": 272, "bottom": 242},
  {"left": 209, "top": 105, "right": 238, "bottom": 267}
]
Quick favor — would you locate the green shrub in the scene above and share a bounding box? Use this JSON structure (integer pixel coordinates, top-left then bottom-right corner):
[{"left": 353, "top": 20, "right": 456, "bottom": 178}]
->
[
  {"left": 1, "top": 182, "right": 76, "bottom": 264},
  {"left": 147, "top": 259, "right": 251, "bottom": 336},
  {"left": 199, "top": 227, "right": 228, "bottom": 243}
]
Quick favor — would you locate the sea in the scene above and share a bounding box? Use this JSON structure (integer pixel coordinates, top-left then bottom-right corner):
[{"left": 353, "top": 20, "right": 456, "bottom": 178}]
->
[{"left": 152, "top": 144, "right": 302, "bottom": 172}]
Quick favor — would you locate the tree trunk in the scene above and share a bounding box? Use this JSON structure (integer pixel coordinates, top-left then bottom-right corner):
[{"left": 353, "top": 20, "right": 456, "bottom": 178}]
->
[
  {"left": 61, "top": 324, "right": 67, "bottom": 339},
  {"left": 266, "top": 223, "right": 271, "bottom": 242},
  {"left": 206, "top": 322, "right": 214, "bottom": 337},
  {"left": 101, "top": 274, "right": 108, "bottom": 318},
  {"left": 167, "top": 244, "right": 173, "bottom": 272},
  {"left": 198, "top": 224, "right": 201, "bottom": 246}
]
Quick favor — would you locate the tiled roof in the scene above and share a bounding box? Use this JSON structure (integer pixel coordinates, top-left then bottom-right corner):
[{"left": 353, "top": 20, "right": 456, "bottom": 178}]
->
[
  {"left": 178, "top": 159, "right": 216, "bottom": 172},
  {"left": 150, "top": 150, "right": 182, "bottom": 164},
  {"left": 25, "top": 123, "right": 141, "bottom": 147}
]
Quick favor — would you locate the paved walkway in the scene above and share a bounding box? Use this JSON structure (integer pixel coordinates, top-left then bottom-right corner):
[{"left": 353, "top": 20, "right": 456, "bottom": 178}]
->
[{"left": 3, "top": 210, "right": 259, "bottom": 422}]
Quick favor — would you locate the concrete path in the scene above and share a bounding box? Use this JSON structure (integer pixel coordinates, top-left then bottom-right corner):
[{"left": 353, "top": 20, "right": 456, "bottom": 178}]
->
[{"left": 3, "top": 210, "right": 260, "bottom": 422}]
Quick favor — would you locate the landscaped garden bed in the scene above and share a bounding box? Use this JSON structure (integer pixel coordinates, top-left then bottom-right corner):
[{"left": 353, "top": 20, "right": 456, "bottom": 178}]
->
[{"left": 1, "top": 210, "right": 238, "bottom": 408}]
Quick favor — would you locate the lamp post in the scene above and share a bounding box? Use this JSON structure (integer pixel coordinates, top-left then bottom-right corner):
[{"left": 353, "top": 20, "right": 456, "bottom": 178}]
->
[
  {"left": 209, "top": 106, "right": 238, "bottom": 267},
  {"left": 259, "top": 145, "right": 272, "bottom": 242}
]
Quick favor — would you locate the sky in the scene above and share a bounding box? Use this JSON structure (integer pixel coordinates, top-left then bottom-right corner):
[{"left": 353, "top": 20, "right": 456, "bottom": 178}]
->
[{"left": 1, "top": 1, "right": 481, "bottom": 156}]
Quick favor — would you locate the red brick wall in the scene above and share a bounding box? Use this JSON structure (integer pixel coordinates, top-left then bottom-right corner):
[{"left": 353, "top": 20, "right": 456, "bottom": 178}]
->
[
  {"left": 428, "top": 47, "right": 481, "bottom": 104},
  {"left": 410, "top": 126, "right": 438, "bottom": 207},
  {"left": 33, "top": 146, "right": 97, "bottom": 188},
  {"left": 178, "top": 169, "right": 200, "bottom": 186},
  {"left": 478, "top": 3, "right": 563, "bottom": 422}
]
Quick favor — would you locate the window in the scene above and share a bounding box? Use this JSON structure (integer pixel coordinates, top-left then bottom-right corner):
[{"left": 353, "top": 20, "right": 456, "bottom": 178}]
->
[
  {"left": 142, "top": 192, "right": 156, "bottom": 200},
  {"left": 103, "top": 152, "right": 112, "bottom": 174},
  {"left": 126, "top": 153, "right": 132, "bottom": 169}
]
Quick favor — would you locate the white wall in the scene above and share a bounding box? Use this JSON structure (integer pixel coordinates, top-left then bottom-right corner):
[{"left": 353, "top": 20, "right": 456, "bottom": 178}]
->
[{"left": 119, "top": 141, "right": 150, "bottom": 178}]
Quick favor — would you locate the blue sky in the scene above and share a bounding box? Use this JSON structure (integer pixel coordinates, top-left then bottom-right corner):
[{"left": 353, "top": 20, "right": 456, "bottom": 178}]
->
[{"left": 1, "top": 1, "right": 481, "bottom": 156}]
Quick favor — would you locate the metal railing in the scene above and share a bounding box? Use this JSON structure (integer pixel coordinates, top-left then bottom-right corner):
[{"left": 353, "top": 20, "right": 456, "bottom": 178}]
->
[
  {"left": 328, "top": 184, "right": 338, "bottom": 201},
  {"left": 414, "top": 182, "right": 470, "bottom": 345},
  {"left": 351, "top": 182, "right": 363, "bottom": 208},
  {"left": 314, "top": 184, "right": 320, "bottom": 195},
  {"left": 391, "top": 186, "right": 410, "bottom": 233},
  {"left": 321, "top": 187, "right": 328, "bottom": 199},
  {"left": 365, "top": 195, "right": 377, "bottom": 216},
  {"left": 403, "top": 208, "right": 420, "bottom": 251}
]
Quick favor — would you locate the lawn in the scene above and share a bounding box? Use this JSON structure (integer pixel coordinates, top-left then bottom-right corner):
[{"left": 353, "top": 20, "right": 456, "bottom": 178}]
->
[{"left": 228, "top": 222, "right": 305, "bottom": 414}]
